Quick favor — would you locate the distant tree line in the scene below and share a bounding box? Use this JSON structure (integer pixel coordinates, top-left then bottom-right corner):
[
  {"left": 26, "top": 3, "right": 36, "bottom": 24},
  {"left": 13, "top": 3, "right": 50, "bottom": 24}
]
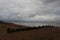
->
[{"left": 7, "top": 25, "right": 55, "bottom": 33}]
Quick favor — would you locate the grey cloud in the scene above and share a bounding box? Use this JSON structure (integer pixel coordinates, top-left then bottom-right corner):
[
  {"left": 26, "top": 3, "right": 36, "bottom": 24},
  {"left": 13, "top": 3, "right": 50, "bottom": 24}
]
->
[
  {"left": 41, "top": 0, "right": 60, "bottom": 4},
  {"left": 0, "top": 0, "right": 60, "bottom": 23}
]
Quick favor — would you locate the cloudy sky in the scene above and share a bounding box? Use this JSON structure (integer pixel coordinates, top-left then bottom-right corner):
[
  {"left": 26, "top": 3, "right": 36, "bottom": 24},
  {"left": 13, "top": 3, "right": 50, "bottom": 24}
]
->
[{"left": 0, "top": 0, "right": 60, "bottom": 23}]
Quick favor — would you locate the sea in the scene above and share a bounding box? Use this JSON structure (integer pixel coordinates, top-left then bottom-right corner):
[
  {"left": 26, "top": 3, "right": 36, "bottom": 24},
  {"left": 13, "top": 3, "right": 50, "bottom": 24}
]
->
[{"left": 12, "top": 22, "right": 60, "bottom": 27}]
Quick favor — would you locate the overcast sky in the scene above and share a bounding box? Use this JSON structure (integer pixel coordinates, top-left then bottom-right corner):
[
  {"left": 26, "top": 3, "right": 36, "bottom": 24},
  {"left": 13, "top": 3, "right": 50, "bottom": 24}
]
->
[{"left": 0, "top": 0, "right": 60, "bottom": 23}]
